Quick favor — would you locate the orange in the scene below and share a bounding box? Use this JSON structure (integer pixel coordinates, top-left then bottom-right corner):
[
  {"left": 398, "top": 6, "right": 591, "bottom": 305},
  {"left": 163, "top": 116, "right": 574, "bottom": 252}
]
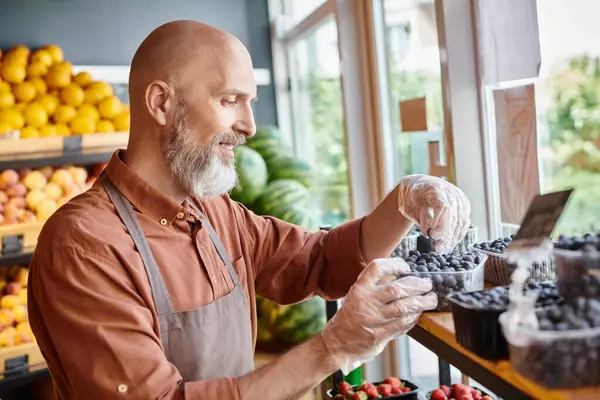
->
[
  {"left": 69, "top": 115, "right": 95, "bottom": 135},
  {"left": 23, "top": 103, "right": 48, "bottom": 128},
  {"left": 59, "top": 83, "right": 85, "bottom": 107},
  {"left": 53, "top": 105, "right": 77, "bottom": 124},
  {"left": 0, "top": 62, "right": 26, "bottom": 84},
  {"left": 77, "top": 103, "right": 100, "bottom": 122},
  {"left": 98, "top": 95, "right": 122, "bottom": 119},
  {"left": 0, "top": 108, "right": 25, "bottom": 129},
  {"left": 28, "top": 78, "right": 47, "bottom": 96},
  {"left": 3, "top": 46, "right": 29, "bottom": 66},
  {"left": 19, "top": 126, "right": 39, "bottom": 138},
  {"left": 12, "top": 82, "right": 37, "bottom": 103},
  {"left": 26, "top": 62, "right": 48, "bottom": 79},
  {"left": 36, "top": 94, "right": 59, "bottom": 116},
  {"left": 0, "top": 92, "right": 16, "bottom": 109},
  {"left": 30, "top": 50, "right": 53, "bottom": 67},
  {"left": 45, "top": 65, "right": 71, "bottom": 89},
  {"left": 84, "top": 81, "right": 113, "bottom": 105},
  {"left": 113, "top": 110, "right": 130, "bottom": 131},
  {"left": 73, "top": 72, "right": 93, "bottom": 88},
  {"left": 42, "top": 45, "right": 64, "bottom": 64},
  {"left": 96, "top": 119, "right": 115, "bottom": 133}
]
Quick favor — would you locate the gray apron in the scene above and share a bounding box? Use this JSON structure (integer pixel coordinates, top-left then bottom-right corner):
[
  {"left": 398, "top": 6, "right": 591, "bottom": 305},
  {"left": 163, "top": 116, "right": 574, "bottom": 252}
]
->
[{"left": 102, "top": 174, "right": 254, "bottom": 382}]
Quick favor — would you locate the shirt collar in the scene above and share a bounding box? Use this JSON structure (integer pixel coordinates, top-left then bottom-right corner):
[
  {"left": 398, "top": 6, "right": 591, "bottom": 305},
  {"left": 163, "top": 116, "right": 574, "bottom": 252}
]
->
[{"left": 105, "top": 150, "right": 198, "bottom": 226}]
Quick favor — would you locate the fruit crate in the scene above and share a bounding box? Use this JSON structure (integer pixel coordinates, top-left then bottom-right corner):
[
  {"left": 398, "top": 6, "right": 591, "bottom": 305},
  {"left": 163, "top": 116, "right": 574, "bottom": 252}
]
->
[
  {"left": 553, "top": 248, "right": 600, "bottom": 302},
  {"left": 0, "top": 221, "right": 45, "bottom": 254},
  {"left": 499, "top": 310, "right": 600, "bottom": 389},
  {"left": 327, "top": 379, "right": 419, "bottom": 399},
  {"left": 0, "top": 342, "right": 44, "bottom": 375},
  {"left": 447, "top": 283, "right": 563, "bottom": 361},
  {"left": 475, "top": 248, "right": 554, "bottom": 286},
  {"left": 400, "top": 251, "right": 487, "bottom": 312},
  {"left": 391, "top": 233, "right": 418, "bottom": 259}
]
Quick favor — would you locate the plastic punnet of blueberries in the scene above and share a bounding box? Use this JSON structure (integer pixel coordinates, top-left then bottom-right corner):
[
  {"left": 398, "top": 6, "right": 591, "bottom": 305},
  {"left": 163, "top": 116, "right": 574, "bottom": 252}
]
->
[{"left": 553, "top": 233, "right": 600, "bottom": 301}]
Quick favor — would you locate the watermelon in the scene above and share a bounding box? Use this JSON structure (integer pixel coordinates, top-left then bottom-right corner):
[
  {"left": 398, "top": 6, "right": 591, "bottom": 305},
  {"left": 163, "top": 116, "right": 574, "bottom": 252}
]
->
[
  {"left": 230, "top": 145, "right": 268, "bottom": 205},
  {"left": 254, "top": 179, "right": 310, "bottom": 216},
  {"left": 267, "top": 155, "right": 313, "bottom": 188},
  {"left": 260, "top": 297, "right": 326, "bottom": 344},
  {"left": 271, "top": 204, "right": 312, "bottom": 228},
  {"left": 247, "top": 125, "right": 292, "bottom": 165}
]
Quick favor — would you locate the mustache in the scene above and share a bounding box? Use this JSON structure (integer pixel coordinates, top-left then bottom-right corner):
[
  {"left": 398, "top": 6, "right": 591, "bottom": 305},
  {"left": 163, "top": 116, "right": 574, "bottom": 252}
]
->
[{"left": 214, "top": 131, "right": 246, "bottom": 146}]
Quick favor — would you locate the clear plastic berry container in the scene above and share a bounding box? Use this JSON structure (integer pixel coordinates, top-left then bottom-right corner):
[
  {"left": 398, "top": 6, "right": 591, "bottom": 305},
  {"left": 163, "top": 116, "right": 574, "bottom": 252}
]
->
[
  {"left": 499, "top": 311, "right": 600, "bottom": 389},
  {"left": 553, "top": 248, "right": 600, "bottom": 302},
  {"left": 474, "top": 248, "right": 555, "bottom": 286},
  {"left": 391, "top": 233, "right": 419, "bottom": 259},
  {"left": 454, "top": 226, "right": 479, "bottom": 253},
  {"left": 399, "top": 253, "right": 487, "bottom": 312}
]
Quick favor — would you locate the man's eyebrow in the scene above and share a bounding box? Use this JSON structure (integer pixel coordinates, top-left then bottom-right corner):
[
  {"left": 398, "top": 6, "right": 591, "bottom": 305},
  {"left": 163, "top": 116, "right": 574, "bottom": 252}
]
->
[{"left": 220, "top": 89, "right": 258, "bottom": 102}]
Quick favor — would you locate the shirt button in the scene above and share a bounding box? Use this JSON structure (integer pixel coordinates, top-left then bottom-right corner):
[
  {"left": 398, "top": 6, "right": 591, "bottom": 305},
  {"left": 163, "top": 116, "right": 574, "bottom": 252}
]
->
[
  {"left": 117, "top": 384, "right": 128, "bottom": 393},
  {"left": 176, "top": 212, "right": 185, "bottom": 219},
  {"left": 160, "top": 218, "right": 168, "bottom": 226}
]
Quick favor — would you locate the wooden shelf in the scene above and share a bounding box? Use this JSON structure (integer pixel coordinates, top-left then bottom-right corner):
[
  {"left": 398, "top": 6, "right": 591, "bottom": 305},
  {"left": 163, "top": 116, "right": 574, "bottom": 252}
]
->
[
  {"left": 0, "top": 222, "right": 45, "bottom": 256},
  {"left": 411, "top": 312, "right": 600, "bottom": 400}
]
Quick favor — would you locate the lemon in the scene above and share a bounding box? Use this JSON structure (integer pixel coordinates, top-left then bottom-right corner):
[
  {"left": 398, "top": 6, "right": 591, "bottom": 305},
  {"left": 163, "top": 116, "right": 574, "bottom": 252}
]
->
[
  {"left": 29, "top": 78, "right": 47, "bottom": 96},
  {"left": 26, "top": 62, "right": 48, "bottom": 79},
  {"left": 69, "top": 116, "right": 95, "bottom": 135},
  {"left": 23, "top": 103, "right": 48, "bottom": 128},
  {"left": 55, "top": 123, "right": 70, "bottom": 136},
  {"left": 0, "top": 92, "right": 15, "bottom": 109},
  {"left": 13, "top": 82, "right": 37, "bottom": 103},
  {"left": 53, "top": 105, "right": 77, "bottom": 124},
  {"left": 77, "top": 103, "right": 100, "bottom": 122},
  {"left": 113, "top": 110, "right": 130, "bottom": 131},
  {"left": 42, "top": 45, "right": 64, "bottom": 64},
  {"left": 84, "top": 81, "right": 113, "bottom": 105},
  {"left": 96, "top": 119, "right": 115, "bottom": 133},
  {"left": 37, "top": 94, "right": 59, "bottom": 116},
  {"left": 19, "top": 126, "right": 39, "bottom": 138},
  {"left": 60, "top": 83, "right": 85, "bottom": 107},
  {"left": 0, "top": 121, "right": 13, "bottom": 134},
  {"left": 74, "top": 72, "right": 93, "bottom": 88},
  {"left": 98, "top": 95, "right": 122, "bottom": 119},
  {"left": 0, "top": 62, "right": 26, "bottom": 84},
  {"left": 30, "top": 50, "right": 53, "bottom": 67},
  {"left": 0, "top": 108, "right": 25, "bottom": 129},
  {"left": 14, "top": 103, "right": 27, "bottom": 113},
  {"left": 39, "top": 124, "right": 58, "bottom": 137},
  {"left": 45, "top": 65, "right": 71, "bottom": 89},
  {"left": 0, "top": 81, "right": 10, "bottom": 93}
]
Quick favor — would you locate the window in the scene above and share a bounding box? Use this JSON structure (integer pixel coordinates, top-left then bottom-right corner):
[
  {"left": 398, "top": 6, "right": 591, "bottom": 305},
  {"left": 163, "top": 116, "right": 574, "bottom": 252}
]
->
[{"left": 282, "top": 0, "right": 327, "bottom": 24}]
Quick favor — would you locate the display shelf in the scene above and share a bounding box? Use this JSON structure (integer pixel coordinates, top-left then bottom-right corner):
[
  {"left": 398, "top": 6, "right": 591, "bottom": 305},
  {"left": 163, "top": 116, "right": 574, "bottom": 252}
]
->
[
  {"left": 0, "top": 342, "right": 48, "bottom": 393},
  {"left": 409, "top": 312, "right": 600, "bottom": 400},
  {"left": 0, "top": 249, "right": 34, "bottom": 267},
  {"left": 0, "top": 222, "right": 44, "bottom": 257}
]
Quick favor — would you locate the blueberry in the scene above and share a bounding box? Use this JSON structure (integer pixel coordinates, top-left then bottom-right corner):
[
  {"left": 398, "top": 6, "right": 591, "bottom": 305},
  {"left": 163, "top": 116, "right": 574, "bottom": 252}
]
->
[
  {"left": 444, "top": 276, "right": 457, "bottom": 287},
  {"left": 415, "top": 265, "right": 428, "bottom": 273}
]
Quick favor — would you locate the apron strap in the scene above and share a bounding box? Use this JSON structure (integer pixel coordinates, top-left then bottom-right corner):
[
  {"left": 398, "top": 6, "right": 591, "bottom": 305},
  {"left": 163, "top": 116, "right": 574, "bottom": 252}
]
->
[
  {"left": 187, "top": 202, "right": 240, "bottom": 287},
  {"left": 101, "top": 173, "right": 175, "bottom": 316}
]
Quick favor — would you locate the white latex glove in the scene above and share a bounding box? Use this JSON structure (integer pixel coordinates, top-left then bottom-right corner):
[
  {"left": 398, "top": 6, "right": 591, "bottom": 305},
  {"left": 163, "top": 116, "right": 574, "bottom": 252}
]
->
[
  {"left": 320, "top": 258, "right": 437, "bottom": 374},
  {"left": 397, "top": 174, "right": 471, "bottom": 253}
]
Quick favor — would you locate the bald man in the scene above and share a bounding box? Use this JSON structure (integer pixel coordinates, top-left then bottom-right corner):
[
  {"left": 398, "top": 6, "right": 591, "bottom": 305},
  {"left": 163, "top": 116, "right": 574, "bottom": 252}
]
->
[{"left": 28, "top": 21, "right": 471, "bottom": 399}]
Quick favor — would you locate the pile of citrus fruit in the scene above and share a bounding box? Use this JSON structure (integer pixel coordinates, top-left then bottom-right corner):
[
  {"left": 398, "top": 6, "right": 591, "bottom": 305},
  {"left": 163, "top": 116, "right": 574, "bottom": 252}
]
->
[{"left": 0, "top": 44, "right": 130, "bottom": 138}]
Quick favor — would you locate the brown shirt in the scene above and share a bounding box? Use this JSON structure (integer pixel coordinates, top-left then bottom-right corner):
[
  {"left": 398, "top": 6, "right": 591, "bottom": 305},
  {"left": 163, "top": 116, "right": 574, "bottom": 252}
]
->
[{"left": 28, "top": 150, "right": 367, "bottom": 400}]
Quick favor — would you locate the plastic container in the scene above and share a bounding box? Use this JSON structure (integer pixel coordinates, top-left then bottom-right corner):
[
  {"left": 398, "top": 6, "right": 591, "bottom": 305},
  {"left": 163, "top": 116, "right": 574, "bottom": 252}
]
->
[
  {"left": 391, "top": 233, "right": 419, "bottom": 259},
  {"left": 499, "top": 312, "right": 600, "bottom": 389},
  {"left": 425, "top": 387, "right": 494, "bottom": 399},
  {"left": 475, "top": 248, "right": 555, "bottom": 286},
  {"left": 454, "top": 226, "right": 479, "bottom": 253},
  {"left": 400, "top": 254, "right": 487, "bottom": 312},
  {"left": 327, "top": 380, "right": 419, "bottom": 399},
  {"left": 554, "top": 248, "right": 600, "bottom": 301}
]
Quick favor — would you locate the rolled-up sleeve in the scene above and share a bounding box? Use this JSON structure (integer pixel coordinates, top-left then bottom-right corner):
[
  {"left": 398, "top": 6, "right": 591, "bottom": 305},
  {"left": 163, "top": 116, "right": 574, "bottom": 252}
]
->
[
  {"left": 232, "top": 200, "right": 368, "bottom": 304},
  {"left": 28, "top": 247, "right": 241, "bottom": 400}
]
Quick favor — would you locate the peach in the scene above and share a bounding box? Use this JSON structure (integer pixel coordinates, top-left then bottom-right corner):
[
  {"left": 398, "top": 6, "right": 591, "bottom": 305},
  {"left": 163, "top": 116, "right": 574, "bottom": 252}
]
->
[
  {"left": 17, "top": 288, "right": 26, "bottom": 305},
  {"left": 1, "top": 294, "right": 20, "bottom": 308},
  {"left": 17, "top": 210, "right": 37, "bottom": 223},
  {"left": 22, "top": 170, "right": 47, "bottom": 191},
  {"left": 0, "top": 190, "right": 7, "bottom": 204},
  {"left": 17, "top": 168, "right": 31, "bottom": 181},
  {"left": 67, "top": 166, "right": 87, "bottom": 186},
  {"left": 43, "top": 182, "right": 62, "bottom": 201},
  {"left": 50, "top": 169, "right": 73, "bottom": 187},
  {"left": 15, "top": 268, "right": 28, "bottom": 288},
  {"left": 0, "top": 170, "right": 19, "bottom": 189},
  {"left": 25, "top": 189, "right": 46, "bottom": 211},
  {"left": 38, "top": 166, "right": 54, "bottom": 180},
  {"left": 7, "top": 196, "right": 25, "bottom": 209},
  {"left": 3, "top": 204, "right": 21, "bottom": 220},
  {"left": 4, "top": 283, "right": 21, "bottom": 297},
  {"left": 6, "top": 183, "right": 26, "bottom": 197},
  {"left": 12, "top": 305, "right": 27, "bottom": 324},
  {"left": 0, "top": 309, "right": 14, "bottom": 327},
  {"left": 36, "top": 199, "right": 57, "bottom": 221}
]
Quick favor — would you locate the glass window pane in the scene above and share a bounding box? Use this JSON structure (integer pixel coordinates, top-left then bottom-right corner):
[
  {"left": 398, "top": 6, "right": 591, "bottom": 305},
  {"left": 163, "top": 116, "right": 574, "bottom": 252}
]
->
[
  {"left": 288, "top": 19, "right": 350, "bottom": 228},
  {"left": 375, "top": 0, "right": 445, "bottom": 182},
  {"left": 283, "top": 0, "right": 327, "bottom": 24}
]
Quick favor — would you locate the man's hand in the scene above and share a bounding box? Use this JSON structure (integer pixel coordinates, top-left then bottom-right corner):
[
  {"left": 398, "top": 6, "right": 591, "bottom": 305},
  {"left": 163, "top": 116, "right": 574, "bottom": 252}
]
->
[
  {"left": 320, "top": 258, "right": 437, "bottom": 374},
  {"left": 397, "top": 174, "right": 471, "bottom": 253}
]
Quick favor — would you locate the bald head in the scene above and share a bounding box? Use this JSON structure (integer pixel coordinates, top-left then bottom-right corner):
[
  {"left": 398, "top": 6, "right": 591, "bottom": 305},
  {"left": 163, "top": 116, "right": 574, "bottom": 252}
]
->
[{"left": 125, "top": 20, "right": 257, "bottom": 200}]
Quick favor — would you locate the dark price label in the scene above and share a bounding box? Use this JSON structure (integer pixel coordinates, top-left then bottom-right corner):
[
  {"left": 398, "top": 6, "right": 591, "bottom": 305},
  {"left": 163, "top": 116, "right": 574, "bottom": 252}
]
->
[
  {"left": 63, "top": 136, "right": 82, "bottom": 153},
  {"left": 510, "top": 189, "right": 574, "bottom": 248},
  {"left": 1, "top": 235, "right": 24, "bottom": 256}
]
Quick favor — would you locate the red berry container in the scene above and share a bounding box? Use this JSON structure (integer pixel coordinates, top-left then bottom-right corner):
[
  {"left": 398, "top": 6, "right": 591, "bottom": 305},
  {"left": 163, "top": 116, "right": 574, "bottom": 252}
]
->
[
  {"left": 327, "top": 380, "right": 419, "bottom": 399},
  {"left": 425, "top": 386, "right": 494, "bottom": 399}
]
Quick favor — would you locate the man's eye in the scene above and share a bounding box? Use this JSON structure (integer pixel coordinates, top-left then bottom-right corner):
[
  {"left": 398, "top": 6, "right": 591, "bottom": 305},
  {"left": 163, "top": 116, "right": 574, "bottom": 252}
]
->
[{"left": 221, "top": 99, "right": 237, "bottom": 107}]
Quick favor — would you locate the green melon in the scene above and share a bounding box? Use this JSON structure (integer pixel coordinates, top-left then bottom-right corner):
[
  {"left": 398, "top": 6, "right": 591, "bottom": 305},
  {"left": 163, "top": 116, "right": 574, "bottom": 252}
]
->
[
  {"left": 254, "top": 179, "right": 310, "bottom": 216},
  {"left": 267, "top": 155, "right": 313, "bottom": 188},
  {"left": 271, "top": 204, "right": 312, "bottom": 228},
  {"left": 230, "top": 145, "right": 268, "bottom": 205},
  {"left": 247, "top": 125, "right": 292, "bottom": 165},
  {"left": 260, "top": 297, "right": 327, "bottom": 344}
]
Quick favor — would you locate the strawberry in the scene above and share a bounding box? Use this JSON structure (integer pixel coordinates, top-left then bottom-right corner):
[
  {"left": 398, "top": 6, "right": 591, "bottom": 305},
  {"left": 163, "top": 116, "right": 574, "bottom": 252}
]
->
[
  {"left": 458, "top": 395, "right": 474, "bottom": 400},
  {"left": 352, "top": 391, "right": 369, "bottom": 400},
  {"left": 361, "top": 383, "right": 378, "bottom": 399},
  {"left": 402, "top": 387, "right": 412, "bottom": 393},
  {"left": 431, "top": 388, "right": 448, "bottom": 400},
  {"left": 339, "top": 382, "right": 353, "bottom": 397},
  {"left": 471, "top": 389, "right": 482, "bottom": 397},
  {"left": 440, "top": 385, "right": 452, "bottom": 396},
  {"left": 383, "top": 377, "right": 402, "bottom": 390},
  {"left": 481, "top": 397, "right": 493, "bottom": 400},
  {"left": 378, "top": 383, "right": 393, "bottom": 397},
  {"left": 391, "top": 386, "right": 402, "bottom": 395}
]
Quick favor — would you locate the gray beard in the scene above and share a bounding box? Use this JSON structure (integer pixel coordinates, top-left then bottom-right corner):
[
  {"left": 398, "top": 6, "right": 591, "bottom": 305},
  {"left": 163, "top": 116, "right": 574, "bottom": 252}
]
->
[{"left": 164, "top": 101, "right": 240, "bottom": 198}]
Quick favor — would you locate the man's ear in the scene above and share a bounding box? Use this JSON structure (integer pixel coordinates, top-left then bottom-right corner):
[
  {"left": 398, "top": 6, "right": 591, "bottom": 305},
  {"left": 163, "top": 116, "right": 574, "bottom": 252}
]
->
[{"left": 145, "top": 80, "right": 173, "bottom": 126}]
